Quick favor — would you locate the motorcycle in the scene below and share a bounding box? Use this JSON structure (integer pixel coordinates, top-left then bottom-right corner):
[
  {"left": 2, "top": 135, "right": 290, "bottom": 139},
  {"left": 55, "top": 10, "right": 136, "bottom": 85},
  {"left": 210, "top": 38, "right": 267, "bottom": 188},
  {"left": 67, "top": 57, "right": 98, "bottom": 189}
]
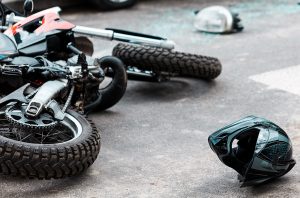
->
[{"left": 0, "top": 0, "right": 222, "bottom": 179}]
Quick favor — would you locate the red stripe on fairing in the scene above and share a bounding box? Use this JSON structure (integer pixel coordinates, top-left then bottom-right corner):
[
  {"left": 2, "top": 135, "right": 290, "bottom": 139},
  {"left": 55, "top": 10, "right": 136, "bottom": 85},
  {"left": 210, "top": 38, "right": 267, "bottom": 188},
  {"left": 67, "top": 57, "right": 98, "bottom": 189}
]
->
[
  {"left": 35, "top": 12, "right": 75, "bottom": 33},
  {"left": 4, "top": 9, "right": 75, "bottom": 36}
]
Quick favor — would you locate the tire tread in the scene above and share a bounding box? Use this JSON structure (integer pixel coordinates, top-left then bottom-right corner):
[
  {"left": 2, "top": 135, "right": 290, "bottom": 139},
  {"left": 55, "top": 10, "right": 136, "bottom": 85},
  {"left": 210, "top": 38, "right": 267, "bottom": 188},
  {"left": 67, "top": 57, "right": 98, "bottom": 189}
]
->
[
  {"left": 0, "top": 116, "right": 100, "bottom": 179},
  {"left": 113, "top": 43, "right": 222, "bottom": 80}
]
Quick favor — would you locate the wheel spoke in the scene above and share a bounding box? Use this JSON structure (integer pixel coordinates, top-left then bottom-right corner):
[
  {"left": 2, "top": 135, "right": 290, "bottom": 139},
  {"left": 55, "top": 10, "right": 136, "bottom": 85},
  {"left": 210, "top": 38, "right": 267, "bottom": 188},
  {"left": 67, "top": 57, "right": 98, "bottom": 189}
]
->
[
  {"left": 27, "top": 134, "right": 42, "bottom": 144},
  {"left": 0, "top": 118, "right": 75, "bottom": 144},
  {"left": 0, "top": 106, "right": 80, "bottom": 145},
  {"left": 19, "top": 133, "right": 33, "bottom": 142}
]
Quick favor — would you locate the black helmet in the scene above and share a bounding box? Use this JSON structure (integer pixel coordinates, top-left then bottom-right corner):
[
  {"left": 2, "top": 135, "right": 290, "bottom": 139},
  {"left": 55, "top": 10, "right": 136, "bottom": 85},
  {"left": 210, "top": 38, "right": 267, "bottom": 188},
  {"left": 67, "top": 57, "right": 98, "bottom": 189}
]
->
[{"left": 208, "top": 116, "right": 296, "bottom": 187}]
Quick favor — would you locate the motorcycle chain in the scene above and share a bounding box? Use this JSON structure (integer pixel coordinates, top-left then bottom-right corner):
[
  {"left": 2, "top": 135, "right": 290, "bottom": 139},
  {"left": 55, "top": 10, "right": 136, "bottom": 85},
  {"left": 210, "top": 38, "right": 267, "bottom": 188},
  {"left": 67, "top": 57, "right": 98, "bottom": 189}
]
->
[{"left": 5, "top": 105, "right": 58, "bottom": 131}]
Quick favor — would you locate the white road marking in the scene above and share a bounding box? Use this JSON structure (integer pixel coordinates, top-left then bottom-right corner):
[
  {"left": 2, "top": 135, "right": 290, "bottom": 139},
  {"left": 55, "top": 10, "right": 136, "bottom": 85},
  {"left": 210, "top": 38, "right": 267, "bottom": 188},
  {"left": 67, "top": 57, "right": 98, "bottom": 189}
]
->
[{"left": 250, "top": 65, "right": 300, "bottom": 96}]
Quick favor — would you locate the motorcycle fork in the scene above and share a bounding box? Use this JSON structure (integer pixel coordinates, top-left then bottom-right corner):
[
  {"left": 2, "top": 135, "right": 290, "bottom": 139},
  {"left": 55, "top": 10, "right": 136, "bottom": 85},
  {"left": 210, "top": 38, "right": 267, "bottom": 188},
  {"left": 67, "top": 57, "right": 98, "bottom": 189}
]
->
[{"left": 67, "top": 43, "right": 103, "bottom": 113}]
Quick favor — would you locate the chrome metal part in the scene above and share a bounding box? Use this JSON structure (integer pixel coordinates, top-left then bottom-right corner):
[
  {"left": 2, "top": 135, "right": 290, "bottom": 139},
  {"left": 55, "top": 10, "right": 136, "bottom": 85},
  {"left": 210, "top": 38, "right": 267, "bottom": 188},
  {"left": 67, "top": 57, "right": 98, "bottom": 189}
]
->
[
  {"left": 46, "top": 100, "right": 65, "bottom": 121},
  {"left": 68, "top": 65, "right": 101, "bottom": 79},
  {"left": 113, "top": 32, "right": 175, "bottom": 49},
  {"left": 73, "top": 26, "right": 175, "bottom": 49},
  {"left": 73, "top": 26, "right": 114, "bottom": 40},
  {"left": 68, "top": 66, "right": 82, "bottom": 79},
  {"left": 25, "top": 80, "right": 67, "bottom": 117}
]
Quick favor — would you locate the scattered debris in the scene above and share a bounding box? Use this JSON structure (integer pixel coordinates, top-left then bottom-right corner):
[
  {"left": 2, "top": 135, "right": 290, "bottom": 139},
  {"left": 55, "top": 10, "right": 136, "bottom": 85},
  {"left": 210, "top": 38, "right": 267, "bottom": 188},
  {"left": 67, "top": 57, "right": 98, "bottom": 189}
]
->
[{"left": 194, "top": 6, "right": 243, "bottom": 34}]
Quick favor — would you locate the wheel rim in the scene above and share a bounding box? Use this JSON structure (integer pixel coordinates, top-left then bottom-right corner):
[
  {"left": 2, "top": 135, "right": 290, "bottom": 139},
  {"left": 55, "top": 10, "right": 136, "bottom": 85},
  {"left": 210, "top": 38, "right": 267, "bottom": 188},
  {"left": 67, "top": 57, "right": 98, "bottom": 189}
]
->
[
  {"left": 0, "top": 111, "right": 83, "bottom": 145},
  {"left": 99, "top": 67, "right": 114, "bottom": 90}
]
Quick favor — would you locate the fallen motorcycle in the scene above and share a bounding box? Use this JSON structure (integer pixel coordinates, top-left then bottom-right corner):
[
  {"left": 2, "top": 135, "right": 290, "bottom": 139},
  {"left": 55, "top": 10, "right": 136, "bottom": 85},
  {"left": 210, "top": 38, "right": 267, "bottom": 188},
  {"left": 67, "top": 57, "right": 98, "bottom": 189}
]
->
[{"left": 0, "top": 0, "right": 222, "bottom": 179}]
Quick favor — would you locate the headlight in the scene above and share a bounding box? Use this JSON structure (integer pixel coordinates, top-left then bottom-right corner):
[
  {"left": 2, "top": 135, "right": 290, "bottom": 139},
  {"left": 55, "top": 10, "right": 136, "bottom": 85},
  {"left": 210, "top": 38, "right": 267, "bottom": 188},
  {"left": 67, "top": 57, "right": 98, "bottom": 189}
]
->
[{"left": 194, "top": 6, "right": 243, "bottom": 34}]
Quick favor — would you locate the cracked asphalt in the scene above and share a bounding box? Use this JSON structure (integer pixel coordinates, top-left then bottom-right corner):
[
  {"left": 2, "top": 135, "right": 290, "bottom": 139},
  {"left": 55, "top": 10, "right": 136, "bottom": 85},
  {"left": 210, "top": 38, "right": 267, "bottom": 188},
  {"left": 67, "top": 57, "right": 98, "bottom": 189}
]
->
[{"left": 1, "top": 0, "right": 300, "bottom": 197}]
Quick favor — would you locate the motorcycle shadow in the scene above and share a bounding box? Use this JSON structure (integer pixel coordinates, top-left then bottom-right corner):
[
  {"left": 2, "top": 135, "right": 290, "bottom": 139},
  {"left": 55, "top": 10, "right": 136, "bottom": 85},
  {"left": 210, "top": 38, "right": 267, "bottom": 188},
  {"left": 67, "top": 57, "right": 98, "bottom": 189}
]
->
[
  {"left": 249, "top": 176, "right": 298, "bottom": 196},
  {"left": 0, "top": 170, "right": 97, "bottom": 197},
  {"left": 187, "top": 174, "right": 295, "bottom": 197},
  {"left": 124, "top": 78, "right": 218, "bottom": 103}
]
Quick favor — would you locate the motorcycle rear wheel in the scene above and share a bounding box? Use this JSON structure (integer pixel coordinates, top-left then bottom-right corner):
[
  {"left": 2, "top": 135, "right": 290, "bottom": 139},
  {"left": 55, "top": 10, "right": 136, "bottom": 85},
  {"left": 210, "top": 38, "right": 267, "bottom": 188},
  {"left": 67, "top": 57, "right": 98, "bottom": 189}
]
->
[
  {"left": 113, "top": 43, "right": 222, "bottom": 80},
  {"left": 0, "top": 109, "right": 101, "bottom": 179}
]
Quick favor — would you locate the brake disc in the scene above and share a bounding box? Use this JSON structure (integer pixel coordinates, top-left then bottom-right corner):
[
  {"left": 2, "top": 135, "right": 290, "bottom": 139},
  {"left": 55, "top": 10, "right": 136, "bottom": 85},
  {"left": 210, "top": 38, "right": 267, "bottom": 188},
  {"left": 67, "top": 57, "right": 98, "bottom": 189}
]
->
[{"left": 5, "top": 104, "right": 58, "bottom": 131}]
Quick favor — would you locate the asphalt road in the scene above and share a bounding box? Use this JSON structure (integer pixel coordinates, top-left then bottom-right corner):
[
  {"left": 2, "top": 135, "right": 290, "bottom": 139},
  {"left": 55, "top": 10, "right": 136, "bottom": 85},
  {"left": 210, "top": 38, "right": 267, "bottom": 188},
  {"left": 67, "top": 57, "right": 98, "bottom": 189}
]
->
[{"left": 1, "top": 0, "right": 300, "bottom": 197}]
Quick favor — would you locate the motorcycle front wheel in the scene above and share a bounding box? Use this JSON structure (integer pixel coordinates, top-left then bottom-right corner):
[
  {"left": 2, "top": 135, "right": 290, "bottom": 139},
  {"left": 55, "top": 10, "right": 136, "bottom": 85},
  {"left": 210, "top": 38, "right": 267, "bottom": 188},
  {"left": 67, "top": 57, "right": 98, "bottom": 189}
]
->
[
  {"left": 113, "top": 43, "right": 222, "bottom": 80},
  {"left": 88, "top": 56, "right": 127, "bottom": 112},
  {"left": 0, "top": 109, "right": 101, "bottom": 179}
]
